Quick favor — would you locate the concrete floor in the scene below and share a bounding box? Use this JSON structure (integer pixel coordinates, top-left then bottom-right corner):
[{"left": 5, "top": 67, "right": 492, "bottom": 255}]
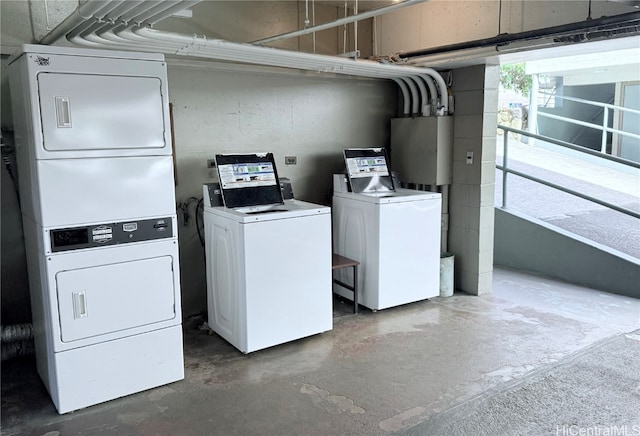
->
[{"left": 2, "top": 267, "right": 639, "bottom": 435}]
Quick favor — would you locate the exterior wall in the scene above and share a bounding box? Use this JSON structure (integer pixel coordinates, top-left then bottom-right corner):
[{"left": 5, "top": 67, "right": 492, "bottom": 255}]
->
[
  {"left": 495, "top": 208, "right": 640, "bottom": 298},
  {"left": 449, "top": 64, "right": 499, "bottom": 295}
]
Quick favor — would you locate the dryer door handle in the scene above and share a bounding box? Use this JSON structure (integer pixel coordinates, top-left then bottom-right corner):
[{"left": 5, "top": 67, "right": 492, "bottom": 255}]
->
[
  {"left": 55, "top": 96, "right": 72, "bottom": 128},
  {"left": 72, "top": 291, "right": 88, "bottom": 319}
]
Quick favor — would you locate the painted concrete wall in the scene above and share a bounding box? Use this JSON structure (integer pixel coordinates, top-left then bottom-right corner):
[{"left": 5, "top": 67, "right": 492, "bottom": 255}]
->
[
  {"left": 495, "top": 208, "right": 640, "bottom": 298},
  {"left": 168, "top": 61, "right": 397, "bottom": 315},
  {"left": 449, "top": 64, "right": 499, "bottom": 295}
]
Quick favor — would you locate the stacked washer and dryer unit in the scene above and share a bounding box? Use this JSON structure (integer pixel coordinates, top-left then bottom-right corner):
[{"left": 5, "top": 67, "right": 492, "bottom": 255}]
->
[{"left": 9, "top": 45, "right": 184, "bottom": 414}]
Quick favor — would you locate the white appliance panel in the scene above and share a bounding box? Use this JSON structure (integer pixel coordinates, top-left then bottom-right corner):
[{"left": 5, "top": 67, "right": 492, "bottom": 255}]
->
[
  {"left": 37, "top": 156, "right": 176, "bottom": 227},
  {"left": 56, "top": 256, "right": 176, "bottom": 343},
  {"left": 377, "top": 199, "right": 441, "bottom": 308},
  {"left": 43, "top": 240, "right": 182, "bottom": 352},
  {"left": 53, "top": 325, "right": 184, "bottom": 414},
  {"left": 206, "top": 218, "right": 243, "bottom": 347},
  {"left": 333, "top": 191, "right": 441, "bottom": 310},
  {"left": 244, "top": 214, "right": 332, "bottom": 353},
  {"left": 205, "top": 202, "right": 332, "bottom": 353},
  {"left": 38, "top": 73, "right": 165, "bottom": 153}
]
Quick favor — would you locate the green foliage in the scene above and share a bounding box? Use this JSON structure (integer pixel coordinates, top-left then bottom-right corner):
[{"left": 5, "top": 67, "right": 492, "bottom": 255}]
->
[{"left": 500, "top": 63, "right": 532, "bottom": 97}]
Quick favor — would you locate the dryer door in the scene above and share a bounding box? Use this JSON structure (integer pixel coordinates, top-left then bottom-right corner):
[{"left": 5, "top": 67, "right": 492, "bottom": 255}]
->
[
  {"left": 56, "top": 256, "right": 177, "bottom": 343},
  {"left": 37, "top": 72, "right": 167, "bottom": 155}
]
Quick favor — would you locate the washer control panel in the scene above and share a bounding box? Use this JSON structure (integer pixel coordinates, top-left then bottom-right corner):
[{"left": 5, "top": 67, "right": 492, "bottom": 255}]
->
[{"left": 50, "top": 217, "right": 173, "bottom": 252}]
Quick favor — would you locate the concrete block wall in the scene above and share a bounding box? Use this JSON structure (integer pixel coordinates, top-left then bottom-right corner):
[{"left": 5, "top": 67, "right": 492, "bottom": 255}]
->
[{"left": 449, "top": 64, "right": 499, "bottom": 295}]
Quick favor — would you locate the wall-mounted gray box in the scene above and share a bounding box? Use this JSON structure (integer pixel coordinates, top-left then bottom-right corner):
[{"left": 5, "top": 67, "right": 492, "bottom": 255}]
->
[{"left": 390, "top": 116, "right": 453, "bottom": 186}]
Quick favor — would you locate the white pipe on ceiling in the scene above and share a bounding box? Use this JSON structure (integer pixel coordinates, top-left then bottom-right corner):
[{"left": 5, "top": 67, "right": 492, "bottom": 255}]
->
[
  {"left": 251, "top": 0, "right": 430, "bottom": 45},
  {"left": 47, "top": 0, "right": 450, "bottom": 114},
  {"left": 39, "top": 0, "right": 113, "bottom": 45}
]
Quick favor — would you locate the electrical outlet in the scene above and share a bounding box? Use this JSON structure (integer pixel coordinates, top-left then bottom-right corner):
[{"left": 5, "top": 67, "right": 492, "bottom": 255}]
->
[
  {"left": 466, "top": 152, "right": 474, "bottom": 165},
  {"left": 207, "top": 159, "right": 216, "bottom": 168},
  {"left": 285, "top": 156, "right": 297, "bottom": 165}
]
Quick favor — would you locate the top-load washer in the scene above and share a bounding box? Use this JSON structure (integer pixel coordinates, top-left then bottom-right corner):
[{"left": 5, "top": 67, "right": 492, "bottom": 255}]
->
[
  {"left": 332, "top": 148, "right": 442, "bottom": 311},
  {"left": 203, "top": 153, "right": 332, "bottom": 353}
]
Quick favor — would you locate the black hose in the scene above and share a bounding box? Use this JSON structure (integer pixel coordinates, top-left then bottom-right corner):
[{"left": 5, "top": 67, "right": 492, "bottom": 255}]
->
[{"left": 195, "top": 197, "right": 205, "bottom": 248}]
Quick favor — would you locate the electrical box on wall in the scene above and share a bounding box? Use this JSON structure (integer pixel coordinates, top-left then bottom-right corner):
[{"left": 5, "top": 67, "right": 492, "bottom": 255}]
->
[{"left": 390, "top": 116, "right": 453, "bottom": 186}]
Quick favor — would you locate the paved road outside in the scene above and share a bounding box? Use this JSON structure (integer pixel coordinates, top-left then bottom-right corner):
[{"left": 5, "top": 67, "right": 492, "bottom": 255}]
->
[{"left": 494, "top": 135, "right": 640, "bottom": 259}]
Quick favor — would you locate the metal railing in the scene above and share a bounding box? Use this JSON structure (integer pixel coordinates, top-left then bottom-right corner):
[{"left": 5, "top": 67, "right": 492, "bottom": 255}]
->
[
  {"left": 496, "top": 125, "right": 640, "bottom": 220},
  {"left": 536, "top": 93, "right": 640, "bottom": 154}
]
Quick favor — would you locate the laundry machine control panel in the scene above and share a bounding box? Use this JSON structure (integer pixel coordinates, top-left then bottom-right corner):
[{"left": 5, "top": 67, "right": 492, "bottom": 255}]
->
[{"left": 50, "top": 217, "right": 173, "bottom": 252}]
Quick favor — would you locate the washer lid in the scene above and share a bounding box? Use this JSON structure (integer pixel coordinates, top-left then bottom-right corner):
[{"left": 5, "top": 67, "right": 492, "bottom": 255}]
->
[
  {"left": 333, "top": 188, "right": 441, "bottom": 204},
  {"left": 204, "top": 199, "right": 330, "bottom": 223}
]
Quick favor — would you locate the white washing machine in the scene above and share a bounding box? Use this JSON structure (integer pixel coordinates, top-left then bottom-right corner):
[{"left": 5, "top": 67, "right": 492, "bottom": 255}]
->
[
  {"left": 332, "top": 188, "right": 442, "bottom": 310},
  {"left": 204, "top": 190, "right": 332, "bottom": 353},
  {"left": 9, "top": 45, "right": 184, "bottom": 413},
  {"left": 332, "top": 147, "right": 442, "bottom": 311}
]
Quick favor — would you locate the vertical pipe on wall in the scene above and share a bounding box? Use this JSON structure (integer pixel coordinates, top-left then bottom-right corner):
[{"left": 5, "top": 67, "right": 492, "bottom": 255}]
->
[
  {"left": 420, "top": 75, "right": 438, "bottom": 115},
  {"left": 353, "top": 0, "right": 358, "bottom": 55},
  {"left": 391, "top": 78, "right": 411, "bottom": 116},
  {"left": 441, "top": 184, "right": 449, "bottom": 253},
  {"left": 400, "top": 77, "right": 419, "bottom": 115}
]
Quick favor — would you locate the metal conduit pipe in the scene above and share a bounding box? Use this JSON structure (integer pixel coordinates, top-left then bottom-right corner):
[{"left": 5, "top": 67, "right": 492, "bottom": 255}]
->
[
  {"left": 63, "top": 0, "right": 158, "bottom": 43},
  {"left": 132, "top": 0, "right": 183, "bottom": 25},
  {"left": 251, "top": 0, "right": 430, "bottom": 45},
  {"left": 399, "top": 77, "right": 419, "bottom": 115},
  {"left": 75, "top": 0, "right": 195, "bottom": 46},
  {"left": 62, "top": 7, "right": 449, "bottom": 114},
  {"left": 70, "top": 1, "right": 166, "bottom": 46},
  {"left": 410, "top": 76, "right": 429, "bottom": 116},
  {"left": 67, "top": 0, "right": 134, "bottom": 41},
  {"left": 420, "top": 75, "right": 438, "bottom": 113},
  {"left": 103, "top": 0, "right": 147, "bottom": 20},
  {"left": 55, "top": 0, "right": 449, "bottom": 113},
  {"left": 117, "top": 0, "right": 167, "bottom": 23},
  {"left": 39, "top": 0, "right": 113, "bottom": 44},
  {"left": 391, "top": 78, "right": 411, "bottom": 116},
  {"left": 129, "top": 26, "right": 450, "bottom": 113},
  {"left": 72, "top": 1, "right": 148, "bottom": 40},
  {"left": 143, "top": 0, "right": 201, "bottom": 26}
]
